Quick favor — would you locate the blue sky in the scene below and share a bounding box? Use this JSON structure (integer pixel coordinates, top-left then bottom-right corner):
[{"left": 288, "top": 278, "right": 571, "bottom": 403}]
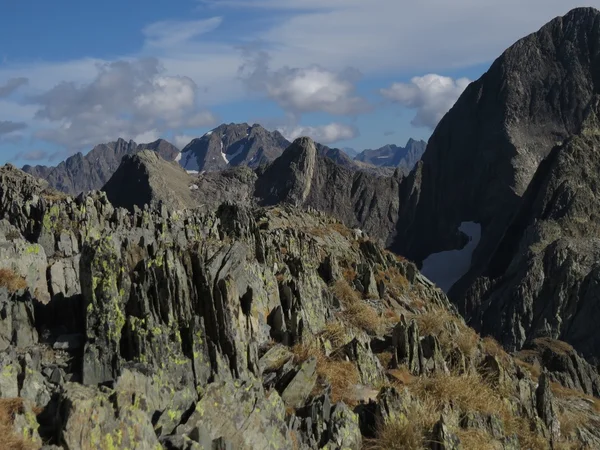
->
[{"left": 0, "top": 0, "right": 594, "bottom": 166}]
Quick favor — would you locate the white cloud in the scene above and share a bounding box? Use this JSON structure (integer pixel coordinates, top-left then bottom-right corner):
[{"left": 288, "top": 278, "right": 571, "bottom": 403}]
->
[
  {"left": 381, "top": 74, "right": 471, "bottom": 129},
  {"left": 143, "top": 17, "right": 223, "bottom": 49},
  {"left": 133, "top": 129, "right": 161, "bottom": 144},
  {"left": 240, "top": 50, "right": 368, "bottom": 117},
  {"left": 0, "top": 1, "right": 591, "bottom": 161},
  {"left": 31, "top": 58, "right": 217, "bottom": 151},
  {"left": 173, "top": 134, "right": 195, "bottom": 150},
  {"left": 184, "top": 111, "right": 218, "bottom": 128},
  {"left": 225, "top": 0, "right": 588, "bottom": 75},
  {"left": 279, "top": 123, "right": 358, "bottom": 144}
]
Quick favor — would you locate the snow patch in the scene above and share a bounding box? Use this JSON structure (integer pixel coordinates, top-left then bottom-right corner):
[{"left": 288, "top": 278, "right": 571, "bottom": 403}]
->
[
  {"left": 204, "top": 130, "right": 213, "bottom": 137},
  {"left": 420, "top": 222, "right": 481, "bottom": 293},
  {"left": 189, "top": 184, "right": 199, "bottom": 190},
  {"left": 186, "top": 170, "right": 199, "bottom": 175},
  {"left": 220, "top": 139, "right": 229, "bottom": 164},
  {"left": 174, "top": 152, "right": 182, "bottom": 163}
]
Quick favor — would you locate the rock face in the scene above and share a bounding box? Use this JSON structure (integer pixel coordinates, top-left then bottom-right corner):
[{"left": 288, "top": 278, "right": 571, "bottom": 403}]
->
[
  {"left": 1, "top": 161, "right": 598, "bottom": 449},
  {"left": 256, "top": 137, "right": 404, "bottom": 246},
  {"left": 23, "top": 138, "right": 179, "bottom": 195},
  {"left": 179, "top": 123, "right": 290, "bottom": 172},
  {"left": 355, "top": 139, "right": 427, "bottom": 171},
  {"left": 103, "top": 150, "right": 201, "bottom": 212},
  {"left": 392, "top": 7, "right": 600, "bottom": 358},
  {"left": 464, "top": 123, "right": 600, "bottom": 362}
]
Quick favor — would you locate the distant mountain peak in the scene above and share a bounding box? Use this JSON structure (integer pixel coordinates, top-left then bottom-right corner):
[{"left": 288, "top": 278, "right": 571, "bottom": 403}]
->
[
  {"left": 354, "top": 139, "right": 426, "bottom": 170},
  {"left": 21, "top": 138, "right": 179, "bottom": 195}
]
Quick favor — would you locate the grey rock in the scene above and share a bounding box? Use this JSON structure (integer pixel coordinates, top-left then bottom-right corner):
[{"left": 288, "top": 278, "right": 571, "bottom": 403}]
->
[
  {"left": 281, "top": 357, "right": 318, "bottom": 409},
  {"left": 179, "top": 123, "right": 290, "bottom": 172},
  {"left": 23, "top": 137, "right": 180, "bottom": 195},
  {"left": 58, "top": 382, "right": 161, "bottom": 450},
  {"left": 102, "top": 150, "right": 200, "bottom": 212},
  {"left": 53, "top": 334, "right": 85, "bottom": 350},
  {"left": 354, "top": 138, "right": 427, "bottom": 172}
]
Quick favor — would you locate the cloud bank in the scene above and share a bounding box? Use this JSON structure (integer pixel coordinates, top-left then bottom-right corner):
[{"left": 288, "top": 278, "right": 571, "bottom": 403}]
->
[
  {"left": 279, "top": 123, "right": 358, "bottom": 144},
  {"left": 381, "top": 75, "right": 470, "bottom": 129},
  {"left": 32, "top": 58, "right": 216, "bottom": 150}
]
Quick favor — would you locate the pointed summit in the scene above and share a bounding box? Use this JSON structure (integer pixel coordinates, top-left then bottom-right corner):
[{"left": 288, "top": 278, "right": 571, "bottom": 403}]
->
[{"left": 256, "top": 137, "right": 317, "bottom": 207}]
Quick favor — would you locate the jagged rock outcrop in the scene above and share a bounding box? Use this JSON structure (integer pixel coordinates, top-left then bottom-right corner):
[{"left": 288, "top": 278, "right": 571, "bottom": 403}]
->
[
  {"left": 103, "top": 150, "right": 200, "bottom": 212},
  {"left": 179, "top": 123, "right": 290, "bottom": 172},
  {"left": 390, "top": 8, "right": 600, "bottom": 360},
  {"left": 394, "top": 6, "right": 600, "bottom": 270},
  {"left": 355, "top": 139, "right": 427, "bottom": 172},
  {"left": 462, "top": 118, "right": 600, "bottom": 362},
  {"left": 517, "top": 338, "right": 600, "bottom": 397},
  {"left": 23, "top": 138, "right": 179, "bottom": 195},
  {"left": 257, "top": 137, "right": 404, "bottom": 246},
  {"left": 0, "top": 162, "right": 598, "bottom": 449}
]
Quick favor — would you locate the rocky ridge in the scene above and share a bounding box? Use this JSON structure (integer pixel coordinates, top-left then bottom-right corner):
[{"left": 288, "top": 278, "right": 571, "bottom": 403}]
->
[
  {"left": 391, "top": 7, "right": 600, "bottom": 362},
  {"left": 179, "top": 123, "right": 290, "bottom": 172},
  {"left": 22, "top": 138, "right": 180, "bottom": 196},
  {"left": 0, "top": 164, "right": 598, "bottom": 449},
  {"left": 355, "top": 139, "right": 427, "bottom": 172}
]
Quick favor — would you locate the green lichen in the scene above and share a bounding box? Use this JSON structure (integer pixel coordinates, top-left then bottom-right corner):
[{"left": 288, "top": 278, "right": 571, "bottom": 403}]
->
[{"left": 25, "top": 244, "right": 41, "bottom": 255}]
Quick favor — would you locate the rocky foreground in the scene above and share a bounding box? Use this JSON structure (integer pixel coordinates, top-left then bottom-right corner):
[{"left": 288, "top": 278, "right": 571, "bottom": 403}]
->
[{"left": 0, "top": 164, "right": 599, "bottom": 449}]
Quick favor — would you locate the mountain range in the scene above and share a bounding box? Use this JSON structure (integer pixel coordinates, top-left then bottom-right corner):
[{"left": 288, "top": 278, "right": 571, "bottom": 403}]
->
[
  {"left": 22, "top": 124, "right": 425, "bottom": 196},
  {"left": 2, "top": 7, "right": 600, "bottom": 450}
]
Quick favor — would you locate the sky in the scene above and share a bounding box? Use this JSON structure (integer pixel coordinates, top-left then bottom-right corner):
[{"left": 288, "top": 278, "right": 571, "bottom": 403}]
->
[{"left": 0, "top": 0, "right": 596, "bottom": 166}]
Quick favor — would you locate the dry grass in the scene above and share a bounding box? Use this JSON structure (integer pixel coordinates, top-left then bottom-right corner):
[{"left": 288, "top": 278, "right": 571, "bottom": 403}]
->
[
  {"left": 330, "top": 222, "right": 353, "bottom": 238},
  {"left": 41, "top": 190, "right": 69, "bottom": 202},
  {"left": 292, "top": 340, "right": 360, "bottom": 404},
  {"left": 319, "top": 322, "right": 348, "bottom": 349},
  {"left": 455, "top": 429, "right": 497, "bottom": 450},
  {"left": 550, "top": 382, "right": 600, "bottom": 413},
  {"left": 364, "top": 400, "right": 437, "bottom": 450},
  {"left": 0, "top": 398, "right": 39, "bottom": 450},
  {"left": 533, "top": 338, "right": 575, "bottom": 355},
  {"left": 410, "top": 308, "right": 479, "bottom": 359},
  {"left": 481, "top": 336, "right": 511, "bottom": 366},
  {"left": 504, "top": 415, "right": 548, "bottom": 450},
  {"left": 376, "top": 352, "right": 393, "bottom": 370},
  {"left": 0, "top": 268, "right": 27, "bottom": 293},
  {"left": 558, "top": 408, "right": 590, "bottom": 436},
  {"left": 514, "top": 358, "right": 542, "bottom": 380},
  {"left": 341, "top": 265, "right": 357, "bottom": 283},
  {"left": 332, "top": 280, "right": 381, "bottom": 335},
  {"left": 375, "top": 267, "right": 410, "bottom": 298},
  {"left": 387, "top": 366, "right": 416, "bottom": 386},
  {"left": 411, "top": 372, "right": 500, "bottom": 416}
]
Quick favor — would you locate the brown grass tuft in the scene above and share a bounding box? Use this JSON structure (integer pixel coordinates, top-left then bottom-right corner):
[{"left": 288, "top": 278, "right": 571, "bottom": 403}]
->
[
  {"left": 292, "top": 340, "right": 360, "bottom": 404},
  {"left": 41, "top": 191, "right": 69, "bottom": 202},
  {"left": 332, "top": 280, "right": 381, "bottom": 335},
  {"left": 0, "top": 398, "right": 39, "bottom": 450},
  {"left": 319, "top": 322, "right": 348, "bottom": 349},
  {"left": 533, "top": 338, "right": 575, "bottom": 356},
  {"left": 550, "top": 382, "right": 600, "bottom": 413},
  {"left": 455, "top": 429, "right": 497, "bottom": 450},
  {"left": 482, "top": 336, "right": 512, "bottom": 367},
  {"left": 514, "top": 358, "right": 541, "bottom": 380},
  {"left": 341, "top": 266, "right": 357, "bottom": 283},
  {"left": 364, "top": 399, "right": 437, "bottom": 450},
  {"left": 0, "top": 268, "right": 27, "bottom": 293},
  {"left": 410, "top": 308, "right": 479, "bottom": 359},
  {"left": 411, "top": 372, "right": 499, "bottom": 415},
  {"left": 376, "top": 352, "right": 393, "bottom": 370}
]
